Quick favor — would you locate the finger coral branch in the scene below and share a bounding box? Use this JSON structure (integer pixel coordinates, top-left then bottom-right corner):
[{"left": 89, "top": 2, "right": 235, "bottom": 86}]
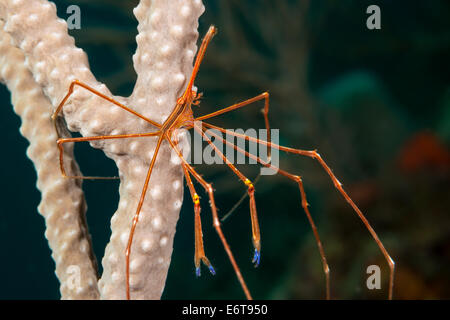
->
[
  {"left": 131, "top": 0, "right": 204, "bottom": 119},
  {"left": 0, "top": 19, "right": 99, "bottom": 300}
]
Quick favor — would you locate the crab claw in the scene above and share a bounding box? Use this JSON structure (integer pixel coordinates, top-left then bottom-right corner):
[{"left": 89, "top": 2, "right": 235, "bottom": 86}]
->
[
  {"left": 208, "top": 264, "right": 216, "bottom": 275},
  {"left": 252, "top": 248, "right": 261, "bottom": 268},
  {"left": 195, "top": 257, "right": 216, "bottom": 277}
]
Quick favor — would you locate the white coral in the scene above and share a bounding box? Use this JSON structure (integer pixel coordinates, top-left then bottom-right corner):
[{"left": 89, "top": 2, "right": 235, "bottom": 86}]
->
[{"left": 0, "top": 19, "right": 99, "bottom": 300}]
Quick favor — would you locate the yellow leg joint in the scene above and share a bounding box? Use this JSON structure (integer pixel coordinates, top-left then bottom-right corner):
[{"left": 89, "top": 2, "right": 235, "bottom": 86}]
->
[
  {"left": 193, "top": 193, "right": 200, "bottom": 205},
  {"left": 244, "top": 178, "right": 254, "bottom": 188}
]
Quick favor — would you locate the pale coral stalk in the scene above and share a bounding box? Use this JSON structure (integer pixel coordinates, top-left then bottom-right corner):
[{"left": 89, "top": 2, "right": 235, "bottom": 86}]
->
[{"left": 0, "top": 19, "right": 99, "bottom": 299}]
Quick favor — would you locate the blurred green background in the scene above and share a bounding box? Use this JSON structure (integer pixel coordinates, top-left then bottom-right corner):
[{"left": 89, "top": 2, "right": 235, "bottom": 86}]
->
[{"left": 0, "top": 0, "right": 449, "bottom": 299}]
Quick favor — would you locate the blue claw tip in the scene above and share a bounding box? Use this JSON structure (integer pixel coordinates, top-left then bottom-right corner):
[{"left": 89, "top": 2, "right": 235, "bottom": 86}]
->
[
  {"left": 208, "top": 265, "right": 216, "bottom": 275},
  {"left": 252, "top": 249, "right": 261, "bottom": 267},
  {"left": 195, "top": 267, "right": 201, "bottom": 277}
]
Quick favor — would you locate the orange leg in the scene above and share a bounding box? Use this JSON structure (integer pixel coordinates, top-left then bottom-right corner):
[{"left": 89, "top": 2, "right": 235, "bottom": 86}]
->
[
  {"left": 51, "top": 79, "right": 161, "bottom": 128},
  {"left": 56, "top": 131, "right": 161, "bottom": 179},
  {"left": 166, "top": 133, "right": 252, "bottom": 300},
  {"left": 180, "top": 26, "right": 218, "bottom": 101},
  {"left": 203, "top": 126, "right": 330, "bottom": 299},
  {"left": 196, "top": 92, "right": 271, "bottom": 222},
  {"left": 203, "top": 122, "right": 395, "bottom": 300},
  {"left": 125, "top": 134, "right": 165, "bottom": 300},
  {"left": 196, "top": 92, "right": 271, "bottom": 158},
  {"left": 58, "top": 131, "right": 165, "bottom": 299},
  {"left": 194, "top": 124, "right": 261, "bottom": 267},
  {"left": 182, "top": 163, "right": 215, "bottom": 276}
]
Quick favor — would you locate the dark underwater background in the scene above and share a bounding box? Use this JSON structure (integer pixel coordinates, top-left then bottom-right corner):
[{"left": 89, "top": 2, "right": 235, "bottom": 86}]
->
[{"left": 0, "top": 0, "right": 449, "bottom": 299}]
